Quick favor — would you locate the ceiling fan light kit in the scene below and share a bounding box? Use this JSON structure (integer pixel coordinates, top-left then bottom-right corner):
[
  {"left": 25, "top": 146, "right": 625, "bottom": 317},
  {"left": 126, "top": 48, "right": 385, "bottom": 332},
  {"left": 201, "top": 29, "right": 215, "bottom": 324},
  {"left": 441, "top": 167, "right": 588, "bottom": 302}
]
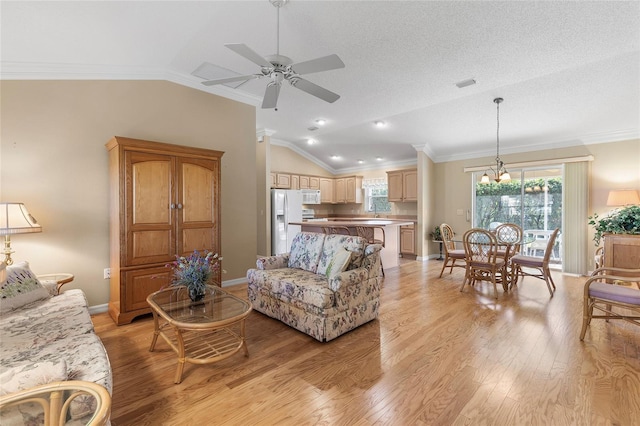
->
[{"left": 199, "top": 0, "right": 345, "bottom": 109}]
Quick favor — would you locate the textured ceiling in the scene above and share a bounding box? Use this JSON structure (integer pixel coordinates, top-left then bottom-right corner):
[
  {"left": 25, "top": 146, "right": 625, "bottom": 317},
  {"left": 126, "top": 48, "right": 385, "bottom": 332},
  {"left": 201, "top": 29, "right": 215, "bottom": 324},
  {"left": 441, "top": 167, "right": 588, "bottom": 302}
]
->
[{"left": 2, "top": 1, "right": 639, "bottom": 173}]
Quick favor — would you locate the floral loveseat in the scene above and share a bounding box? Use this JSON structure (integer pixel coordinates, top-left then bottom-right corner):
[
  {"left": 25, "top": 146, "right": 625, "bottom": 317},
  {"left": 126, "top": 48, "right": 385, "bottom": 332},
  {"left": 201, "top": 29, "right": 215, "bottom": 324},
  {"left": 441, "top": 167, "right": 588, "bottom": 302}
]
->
[
  {"left": 0, "top": 261, "right": 112, "bottom": 425},
  {"left": 247, "top": 232, "right": 383, "bottom": 342}
]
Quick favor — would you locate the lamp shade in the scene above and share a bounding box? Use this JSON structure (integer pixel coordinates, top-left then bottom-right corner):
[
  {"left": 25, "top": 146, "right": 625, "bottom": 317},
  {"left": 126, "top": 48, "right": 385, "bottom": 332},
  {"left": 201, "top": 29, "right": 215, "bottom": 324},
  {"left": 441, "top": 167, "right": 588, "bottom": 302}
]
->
[
  {"left": 0, "top": 203, "right": 42, "bottom": 235},
  {"left": 606, "top": 190, "right": 640, "bottom": 207}
]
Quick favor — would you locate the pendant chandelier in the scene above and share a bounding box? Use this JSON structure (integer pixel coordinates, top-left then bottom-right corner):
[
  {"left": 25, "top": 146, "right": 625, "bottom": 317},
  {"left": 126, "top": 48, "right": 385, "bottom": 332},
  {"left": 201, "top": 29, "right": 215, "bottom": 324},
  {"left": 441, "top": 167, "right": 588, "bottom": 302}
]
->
[{"left": 480, "top": 97, "right": 511, "bottom": 184}]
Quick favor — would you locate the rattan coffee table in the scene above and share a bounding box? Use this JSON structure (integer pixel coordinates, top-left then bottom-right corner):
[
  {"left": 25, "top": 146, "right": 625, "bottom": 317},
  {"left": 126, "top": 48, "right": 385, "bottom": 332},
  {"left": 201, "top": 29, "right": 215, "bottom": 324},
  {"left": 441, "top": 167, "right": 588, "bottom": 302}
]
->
[{"left": 146, "top": 285, "right": 252, "bottom": 383}]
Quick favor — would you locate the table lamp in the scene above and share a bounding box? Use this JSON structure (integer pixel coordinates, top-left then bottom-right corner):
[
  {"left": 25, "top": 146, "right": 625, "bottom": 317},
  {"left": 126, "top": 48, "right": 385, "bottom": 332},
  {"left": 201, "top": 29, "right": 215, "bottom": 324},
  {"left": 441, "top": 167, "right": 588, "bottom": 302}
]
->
[
  {"left": 0, "top": 202, "right": 42, "bottom": 265},
  {"left": 606, "top": 189, "right": 640, "bottom": 206}
]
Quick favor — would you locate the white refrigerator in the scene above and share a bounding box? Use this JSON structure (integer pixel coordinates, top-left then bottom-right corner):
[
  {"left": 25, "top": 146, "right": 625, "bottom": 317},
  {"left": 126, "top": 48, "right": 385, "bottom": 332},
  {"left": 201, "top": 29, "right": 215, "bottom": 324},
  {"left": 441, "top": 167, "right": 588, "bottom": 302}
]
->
[{"left": 272, "top": 189, "right": 303, "bottom": 255}]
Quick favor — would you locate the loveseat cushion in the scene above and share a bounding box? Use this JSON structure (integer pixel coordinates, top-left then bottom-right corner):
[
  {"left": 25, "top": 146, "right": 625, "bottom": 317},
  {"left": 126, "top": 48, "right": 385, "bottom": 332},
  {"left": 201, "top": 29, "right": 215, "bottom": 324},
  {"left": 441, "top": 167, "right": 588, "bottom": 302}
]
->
[
  {"left": 250, "top": 268, "right": 335, "bottom": 309},
  {"left": 317, "top": 234, "right": 367, "bottom": 276},
  {"left": 288, "top": 232, "right": 325, "bottom": 273}
]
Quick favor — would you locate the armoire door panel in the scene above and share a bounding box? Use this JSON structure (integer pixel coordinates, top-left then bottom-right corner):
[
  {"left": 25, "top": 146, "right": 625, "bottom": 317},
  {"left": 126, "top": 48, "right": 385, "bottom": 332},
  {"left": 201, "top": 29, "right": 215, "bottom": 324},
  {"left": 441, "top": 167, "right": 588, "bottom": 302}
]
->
[
  {"left": 131, "top": 230, "right": 173, "bottom": 264},
  {"left": 123, "top": 267, "right": 171, "bottom": 312},
  {"left": 181, "top": 227, "right": 216, "bottom": 255},
  {"left": 181, "top": 162, "right": 214, "bottom": 223},
  {"left": 131, "top": 159, "right": 172, "bottom": 225}
]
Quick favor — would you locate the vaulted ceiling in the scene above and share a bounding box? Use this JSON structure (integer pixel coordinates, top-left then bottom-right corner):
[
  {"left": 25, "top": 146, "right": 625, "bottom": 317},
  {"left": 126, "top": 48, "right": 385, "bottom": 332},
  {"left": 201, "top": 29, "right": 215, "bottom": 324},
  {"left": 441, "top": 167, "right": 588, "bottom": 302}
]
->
[{"left": 2, "top": 1, "right": 639, "bottom": 173}]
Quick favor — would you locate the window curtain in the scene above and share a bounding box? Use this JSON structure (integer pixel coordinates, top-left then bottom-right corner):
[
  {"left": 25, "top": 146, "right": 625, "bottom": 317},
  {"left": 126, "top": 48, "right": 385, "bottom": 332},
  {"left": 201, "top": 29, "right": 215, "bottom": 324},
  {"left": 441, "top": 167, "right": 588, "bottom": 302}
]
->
[
  {"left": 563, "top": 161, "right": 589, "bottom": 275},
  {"left": 362, "top": 178, "right": 387, "bottom": 189}
]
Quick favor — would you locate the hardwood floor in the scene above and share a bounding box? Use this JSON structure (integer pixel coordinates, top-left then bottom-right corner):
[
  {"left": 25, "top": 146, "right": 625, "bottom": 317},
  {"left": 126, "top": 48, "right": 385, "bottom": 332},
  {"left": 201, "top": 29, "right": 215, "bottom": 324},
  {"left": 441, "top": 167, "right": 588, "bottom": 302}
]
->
[{"left": 92, "top": 260, "right": 640, "bottom": 425}]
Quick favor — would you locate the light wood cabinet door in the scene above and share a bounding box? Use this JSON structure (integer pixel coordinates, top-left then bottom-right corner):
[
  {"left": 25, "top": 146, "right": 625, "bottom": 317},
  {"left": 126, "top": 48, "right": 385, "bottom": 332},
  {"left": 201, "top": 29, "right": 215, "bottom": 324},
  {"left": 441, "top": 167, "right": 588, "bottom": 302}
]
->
[
  {"left": 400, "top": 225, "right": 416, "bottom": 255},
  {"left": 387, "top": 169, "right": 417, "bottom": 202},
  {"left": 308, "top": 176, "right": 321, "bottom": 190},
  {"left": 403, "top": 170, "right": 418, "bottom": 201},
  {"left": 299, "top": 175, "right": 310, "bottom": 189},
  {"left": 387, "top": 171, "right": 403, "bottom": 202},
  {"left": 275, "top": 173, "right": 291, "bottom": 188},
  {"left": 269, "top": 172, "right": 276, "bottom": 188},
  {"left": 123, "top": 266, "right": 171, "bottom": 312},
  {"left": 320, "top": 178, "right": 334, "bottom": 203},
  {"left": 290, "top": 175, "right": 300, "bottom": 190},
  {"left": 345, "top": 176, "right": 363, "bottom": 203},
  {"left": 334, "top": 178, "right": 346, "bottom": 203}
]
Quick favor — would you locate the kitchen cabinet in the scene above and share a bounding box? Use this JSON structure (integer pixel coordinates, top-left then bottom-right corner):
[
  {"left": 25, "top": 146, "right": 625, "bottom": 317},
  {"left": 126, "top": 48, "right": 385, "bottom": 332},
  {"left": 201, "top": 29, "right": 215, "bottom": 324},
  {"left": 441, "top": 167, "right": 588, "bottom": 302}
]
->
[
  {"left": 400, "top": 224, "right": 416, "bottom": 255},
  {"left": 320, "top": 178, "right": 334, "bottom": 203},
  {"left": 272, "top": 173, "right": 291, "bottom": 188},
  {"left": 290, "top": 174, "right": 300, "bottom": 190},
  {"left": 334, "top": 176, "right": 363, "bottom": 204},
  {"left": 387, "top": 168, "right": 417, "bottom": 202},
  {"left": 106, "top": 136, "right": 223, "bottom": 325},
  {"left": 299, "top": 175, "right": 320, "bottom": 190}
]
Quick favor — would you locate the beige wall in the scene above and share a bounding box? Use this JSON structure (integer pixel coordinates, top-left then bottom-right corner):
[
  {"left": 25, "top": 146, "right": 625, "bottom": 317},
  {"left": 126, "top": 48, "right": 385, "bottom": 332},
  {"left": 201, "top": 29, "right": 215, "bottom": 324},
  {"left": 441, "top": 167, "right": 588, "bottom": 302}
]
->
[
  {"left": 431, "top": 138, "right": 640, "bottom": 270},
  {"left": 0, "top": 80, "right": 257, "bottom": 306}
]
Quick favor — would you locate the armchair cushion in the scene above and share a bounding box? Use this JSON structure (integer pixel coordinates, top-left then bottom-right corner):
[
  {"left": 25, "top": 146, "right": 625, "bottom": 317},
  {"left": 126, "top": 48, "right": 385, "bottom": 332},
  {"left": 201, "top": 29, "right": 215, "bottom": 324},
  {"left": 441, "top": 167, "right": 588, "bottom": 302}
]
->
[
  {"left": 288, "top": 232, "right": 325, "bottom": 273},
  {"left": 0, "top": 360, "right": 67, "bottom": 396},
  {"left": 317, "top": 234, "right": 367, "bottom": 274},
  {"left": 0, "top": 261, "right": 50, "bottom": 315}
]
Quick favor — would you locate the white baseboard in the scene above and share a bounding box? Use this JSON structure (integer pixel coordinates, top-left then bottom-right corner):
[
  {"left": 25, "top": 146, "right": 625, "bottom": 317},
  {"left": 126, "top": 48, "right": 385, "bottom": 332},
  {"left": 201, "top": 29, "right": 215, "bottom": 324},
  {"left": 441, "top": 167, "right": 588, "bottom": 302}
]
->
[
  {"left": 88, "top": 303, "right": 108, "bottom": 315},
  {"left": 222, "top": 277, "right": 248, "bottom": 287}
]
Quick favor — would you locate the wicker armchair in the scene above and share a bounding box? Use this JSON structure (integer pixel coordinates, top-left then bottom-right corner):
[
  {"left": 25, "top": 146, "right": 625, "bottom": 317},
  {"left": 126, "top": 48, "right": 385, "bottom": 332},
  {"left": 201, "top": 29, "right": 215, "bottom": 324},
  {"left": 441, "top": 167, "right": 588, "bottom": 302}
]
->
[
  {"left": 0, "top": 380, "right": 111, "bottom": 426},
  {"left": 579, "top": 267, "right": 640, "bottom": 341}
]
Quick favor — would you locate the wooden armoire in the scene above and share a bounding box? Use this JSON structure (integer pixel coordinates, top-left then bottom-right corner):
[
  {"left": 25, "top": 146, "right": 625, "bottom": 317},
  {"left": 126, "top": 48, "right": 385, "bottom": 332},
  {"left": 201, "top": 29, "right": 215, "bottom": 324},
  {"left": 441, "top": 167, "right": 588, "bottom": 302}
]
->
[{"left": 106, "top": 136, "right": 223, "bottom": 325}]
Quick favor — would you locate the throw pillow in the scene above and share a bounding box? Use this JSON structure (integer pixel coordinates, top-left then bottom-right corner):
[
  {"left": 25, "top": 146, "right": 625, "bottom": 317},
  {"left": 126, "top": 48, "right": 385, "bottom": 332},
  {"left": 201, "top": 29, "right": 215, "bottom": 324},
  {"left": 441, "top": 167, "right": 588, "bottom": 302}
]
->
[
  {"left": 0, "top": 360, "right": 67, "bottom": 396},
  {"left": 0, "top": 261, "right": 50, "bottom": 315},
  {"left": 324, "top": 248, "right": 352, "bottom": 279}
]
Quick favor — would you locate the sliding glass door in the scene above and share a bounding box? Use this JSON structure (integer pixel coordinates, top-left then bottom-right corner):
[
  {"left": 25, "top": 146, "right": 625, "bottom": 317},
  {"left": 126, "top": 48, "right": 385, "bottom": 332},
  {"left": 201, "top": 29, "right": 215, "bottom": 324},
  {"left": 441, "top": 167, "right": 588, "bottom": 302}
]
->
[{"left": 473, "top": 166, "right": 563, "bottom": 265}]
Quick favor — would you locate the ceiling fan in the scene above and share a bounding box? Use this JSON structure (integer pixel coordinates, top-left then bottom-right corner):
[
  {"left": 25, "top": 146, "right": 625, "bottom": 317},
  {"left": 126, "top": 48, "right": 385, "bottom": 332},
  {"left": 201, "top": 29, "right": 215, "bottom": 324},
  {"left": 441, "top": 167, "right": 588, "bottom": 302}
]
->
[{"left": 199, "top": 0, "right": 345, "bottom": 109}]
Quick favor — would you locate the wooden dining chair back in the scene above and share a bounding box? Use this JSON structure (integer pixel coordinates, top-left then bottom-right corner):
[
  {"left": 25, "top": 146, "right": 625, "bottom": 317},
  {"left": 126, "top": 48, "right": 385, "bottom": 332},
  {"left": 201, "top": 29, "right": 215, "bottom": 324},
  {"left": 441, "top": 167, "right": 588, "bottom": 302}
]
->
[
  {"left": 322, "top": 226, "right": 352, "bottom": 236},
  {"left": 495, "top": 223, "right": 523, "bottom": 258},
  {"left": 510, "top": 228, "right": 560, "bottom": 296},
  {"left": 438, "top": 223, "right": 466, "bottom": 278},
  {"left": 461, "top": 228, "right": 507, "bottom": 299},
  {"left": 579, "top": 267, "right": 640, "bottom": 341}
]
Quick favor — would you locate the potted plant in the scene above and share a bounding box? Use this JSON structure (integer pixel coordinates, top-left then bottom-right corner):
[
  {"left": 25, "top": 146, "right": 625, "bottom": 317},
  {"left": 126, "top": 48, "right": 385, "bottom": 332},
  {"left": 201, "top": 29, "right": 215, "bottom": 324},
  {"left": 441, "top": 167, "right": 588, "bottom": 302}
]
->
[
  {"left": 430, "top": 226, "right": 442, "bottom": 241},
  {"left": 588, "top": 204, "right": 640, "bottom": 246},
  {"left": 166, "top": 250, "right": 221, "bottom": 301}
]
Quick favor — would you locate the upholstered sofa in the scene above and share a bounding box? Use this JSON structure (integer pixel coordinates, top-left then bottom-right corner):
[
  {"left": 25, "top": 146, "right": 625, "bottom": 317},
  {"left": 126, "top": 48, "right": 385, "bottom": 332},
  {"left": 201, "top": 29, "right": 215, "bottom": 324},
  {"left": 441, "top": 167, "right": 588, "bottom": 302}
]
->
[
  {"left": 0, "top": 261, "right": 112, "bottom": 425},
  {"left": 247, "top": 232, "right": 383, "bottom": 342}
]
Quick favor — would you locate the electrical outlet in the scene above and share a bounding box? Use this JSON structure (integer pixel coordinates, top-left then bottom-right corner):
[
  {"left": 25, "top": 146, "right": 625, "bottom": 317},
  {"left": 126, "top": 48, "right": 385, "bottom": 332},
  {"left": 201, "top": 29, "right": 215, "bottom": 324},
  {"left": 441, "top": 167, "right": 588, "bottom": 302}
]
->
[{"left": 103, "top": 268, "right": 111, "bottom": 279}]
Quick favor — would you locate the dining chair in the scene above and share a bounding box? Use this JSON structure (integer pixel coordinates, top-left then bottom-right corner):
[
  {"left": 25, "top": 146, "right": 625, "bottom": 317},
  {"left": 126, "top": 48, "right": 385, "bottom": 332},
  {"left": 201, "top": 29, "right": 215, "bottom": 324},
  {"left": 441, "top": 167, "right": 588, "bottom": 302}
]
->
[
  {"left": 461, "top": 228, "right": 507, "bottom": 299},
  {"left": 322, "top": 226, "right": 352, "bottom": 236},
  {"left": 510, "top": 228, "right": 560, "bottom": 296},
  {"left": 579, "top": 267, "right": 640, "bottom": 341},
  {"left": 495, "top": 223, "right": 524, "bottom": 259},
  {"left": 355, "top": 226, "right": 385, "bottom": 276},
  {"left": 438, "top": 223, "right": 466, "bottom": 278}
]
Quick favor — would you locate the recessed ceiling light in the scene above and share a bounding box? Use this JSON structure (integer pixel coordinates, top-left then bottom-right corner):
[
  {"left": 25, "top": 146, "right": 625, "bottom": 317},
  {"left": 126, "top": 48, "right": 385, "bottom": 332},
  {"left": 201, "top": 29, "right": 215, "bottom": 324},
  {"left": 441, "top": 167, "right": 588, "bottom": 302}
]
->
[
  {"left": 357, "top": 159, "right": 364, "bottom": 164},
  {"left": 376, "top": 157, "right": 383, "bottom": 161},
  {"left": 307, "top": 138, "right": 316, "bottom": 145},
  {"left": 315, "top": 119, "right": 326, "bottom": 126},
  {"left": 374, "top": 120, "right": 386, "bottom": 128},
  {"left": 331, "top": 155, "right": 340, "bottom": 160},
  {"left": 307, "top": 126, "right": 319, "bottom": 131}
]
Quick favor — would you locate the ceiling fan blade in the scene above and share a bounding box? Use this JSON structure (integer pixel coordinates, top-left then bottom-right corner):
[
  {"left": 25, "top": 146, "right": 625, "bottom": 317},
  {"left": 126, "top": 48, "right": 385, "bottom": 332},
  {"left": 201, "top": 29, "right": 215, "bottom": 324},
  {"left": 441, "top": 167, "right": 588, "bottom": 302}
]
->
[
  {"left": 202, "top": 74, "right": 258, "bottom": 86},
  {"left": 262, "top": 83, "right": 281, "bottom": 109},
  {"left": 290, "top": 78, "right": 340, "bottom": 103},
  {"left": 291, "top": 54, "right": 345, "bottom": 75},
  {"left": 225, "top": 43, "right": 273, "bottom": 68}
]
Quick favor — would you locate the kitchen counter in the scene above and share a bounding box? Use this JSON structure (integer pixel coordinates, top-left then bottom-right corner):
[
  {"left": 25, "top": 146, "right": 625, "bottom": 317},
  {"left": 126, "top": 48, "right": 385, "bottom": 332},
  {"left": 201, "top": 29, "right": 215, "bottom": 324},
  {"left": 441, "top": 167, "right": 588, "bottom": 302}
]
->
[{"left": 289, "top": 219, "right": 414, "bottom": 269}]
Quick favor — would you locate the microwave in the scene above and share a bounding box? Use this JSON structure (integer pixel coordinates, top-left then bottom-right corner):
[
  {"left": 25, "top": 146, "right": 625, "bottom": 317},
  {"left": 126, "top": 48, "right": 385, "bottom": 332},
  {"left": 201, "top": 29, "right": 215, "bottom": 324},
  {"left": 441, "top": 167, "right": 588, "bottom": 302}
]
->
[{"left": 302, "top": 189, "right": 321, "bottom": 204}]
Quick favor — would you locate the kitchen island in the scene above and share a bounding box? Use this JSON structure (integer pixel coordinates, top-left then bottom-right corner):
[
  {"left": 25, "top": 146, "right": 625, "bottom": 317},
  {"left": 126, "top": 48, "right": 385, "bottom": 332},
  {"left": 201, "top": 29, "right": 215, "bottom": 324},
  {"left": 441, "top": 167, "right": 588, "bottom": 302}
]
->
[{"left": 288, "top": 219, "right": 414, "bottom": 269}]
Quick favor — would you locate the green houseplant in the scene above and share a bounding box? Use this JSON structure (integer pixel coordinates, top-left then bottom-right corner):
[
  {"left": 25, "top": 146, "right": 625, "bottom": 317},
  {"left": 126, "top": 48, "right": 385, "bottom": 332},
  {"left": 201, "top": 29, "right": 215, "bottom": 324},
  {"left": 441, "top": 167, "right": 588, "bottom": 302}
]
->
[
  {"left": 430, "top": 226, "right": 442, "bottom": 241},
  {"left": 166, "top": 250, "right": 221, "bottom": 301},
  {"left": 588, "top": 204, "right": 640, "bottom": 246}
]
